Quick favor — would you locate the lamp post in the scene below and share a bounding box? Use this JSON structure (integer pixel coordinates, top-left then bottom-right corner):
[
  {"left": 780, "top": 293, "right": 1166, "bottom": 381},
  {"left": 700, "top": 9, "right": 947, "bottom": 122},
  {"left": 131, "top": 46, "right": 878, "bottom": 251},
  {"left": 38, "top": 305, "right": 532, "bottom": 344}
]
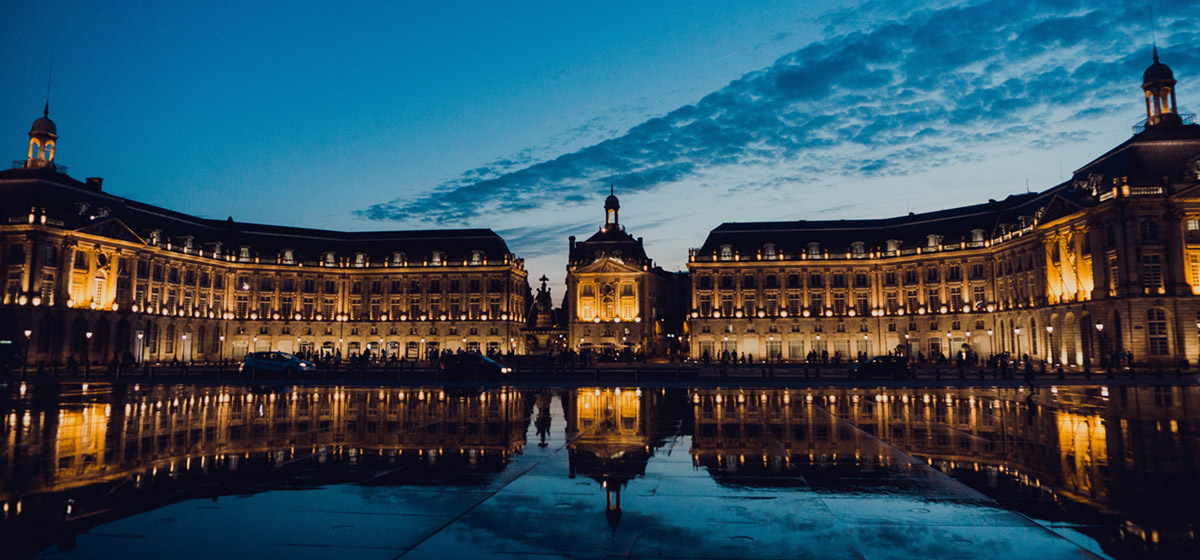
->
[
  {"left": 1046, "top": 326, "right": 1054, "bottom": 366},
  {"left": 218, "top": 334, "right": 225, "bottom": 373},
  {"left": 181, "top": 334, "right": 188, "bottom": 364},
  {"left": 904, "top": 333, "right": 910, "bottom": 358},
  {"left": 136, "top": 331, "right": 144, "bottom": 364},
  {"left": 22, "top": 329, "right": 32, "bottom": 377},
  {"left": 84, "top": 331, "right": 93, "bottom": 378},
  {"left": 1014, "top": 327, "right": 1022, "bottom": 362}
]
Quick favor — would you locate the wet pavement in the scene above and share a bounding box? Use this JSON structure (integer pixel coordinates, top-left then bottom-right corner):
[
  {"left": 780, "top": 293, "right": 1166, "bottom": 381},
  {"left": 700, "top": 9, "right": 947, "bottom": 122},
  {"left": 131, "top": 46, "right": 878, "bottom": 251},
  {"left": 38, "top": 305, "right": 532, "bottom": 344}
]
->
[{"left": 2, "top": 382, "right": 1196, "bottom": 558}]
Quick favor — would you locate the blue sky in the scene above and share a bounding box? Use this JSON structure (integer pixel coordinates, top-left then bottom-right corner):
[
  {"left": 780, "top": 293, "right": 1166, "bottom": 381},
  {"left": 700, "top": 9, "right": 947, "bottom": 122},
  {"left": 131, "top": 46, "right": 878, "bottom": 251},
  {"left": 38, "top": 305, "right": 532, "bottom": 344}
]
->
[{"left": 2, "top": 0, "right": 1198, "bottom": 293}]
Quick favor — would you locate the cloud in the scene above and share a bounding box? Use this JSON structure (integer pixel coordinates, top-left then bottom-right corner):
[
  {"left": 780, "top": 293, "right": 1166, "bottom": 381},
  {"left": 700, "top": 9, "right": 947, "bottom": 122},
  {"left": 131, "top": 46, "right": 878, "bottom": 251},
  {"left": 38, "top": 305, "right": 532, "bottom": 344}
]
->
[{"left": 357, "top": 0, "right": 1200, "bottom": 227}]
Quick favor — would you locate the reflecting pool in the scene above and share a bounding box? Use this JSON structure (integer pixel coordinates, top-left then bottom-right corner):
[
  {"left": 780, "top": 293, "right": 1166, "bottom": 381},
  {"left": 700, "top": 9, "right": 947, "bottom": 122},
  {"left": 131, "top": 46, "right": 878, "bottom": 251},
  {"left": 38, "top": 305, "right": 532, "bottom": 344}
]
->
[{"left": 2, "top": 383, "right": 1197, "bottom": 558}]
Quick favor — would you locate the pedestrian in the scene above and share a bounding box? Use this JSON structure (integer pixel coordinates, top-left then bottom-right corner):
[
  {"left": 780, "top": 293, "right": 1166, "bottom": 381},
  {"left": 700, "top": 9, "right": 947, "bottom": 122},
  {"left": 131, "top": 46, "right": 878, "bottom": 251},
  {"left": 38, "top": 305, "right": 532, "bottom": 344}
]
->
[{"left": 1024, "top": 358, "right": 1035, "bottom": 387}]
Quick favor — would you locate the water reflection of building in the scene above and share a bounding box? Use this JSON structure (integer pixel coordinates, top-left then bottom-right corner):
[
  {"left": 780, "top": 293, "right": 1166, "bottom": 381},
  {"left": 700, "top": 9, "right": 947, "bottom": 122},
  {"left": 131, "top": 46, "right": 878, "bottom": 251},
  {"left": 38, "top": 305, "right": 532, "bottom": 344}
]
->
[
  {"left": 563, "top": 387, "right": 664, "bottom": 531},
  {"left": 689, "top": 386, "right": 1199, "bottom": 555},
  {"left": 1, "top": 384, "right": 528, "bottom": 509}
]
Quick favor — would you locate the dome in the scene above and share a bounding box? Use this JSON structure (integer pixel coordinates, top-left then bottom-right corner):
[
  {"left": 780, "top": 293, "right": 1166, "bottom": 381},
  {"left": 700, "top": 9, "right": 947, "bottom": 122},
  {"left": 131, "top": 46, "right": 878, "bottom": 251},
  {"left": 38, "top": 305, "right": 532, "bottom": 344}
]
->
[
  {"left": 30, "top": 104, "right": 57, "bottom": 137},
  {"left": 604, "top": 193, "right": 620, "bottom": 210},
  {"left": 1143, "top": 50, "right": 1175, "bottom": 84},
  {"left": 31, "top": 116, "right": 57, "bottom": 136}
]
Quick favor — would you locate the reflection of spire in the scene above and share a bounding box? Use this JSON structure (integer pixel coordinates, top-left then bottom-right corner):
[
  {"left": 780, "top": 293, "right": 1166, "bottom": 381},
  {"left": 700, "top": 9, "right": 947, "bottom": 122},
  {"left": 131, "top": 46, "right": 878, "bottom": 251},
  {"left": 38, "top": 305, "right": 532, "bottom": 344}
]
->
[{"left": 605, "top": 482, "right": 622, "bottom": 533}]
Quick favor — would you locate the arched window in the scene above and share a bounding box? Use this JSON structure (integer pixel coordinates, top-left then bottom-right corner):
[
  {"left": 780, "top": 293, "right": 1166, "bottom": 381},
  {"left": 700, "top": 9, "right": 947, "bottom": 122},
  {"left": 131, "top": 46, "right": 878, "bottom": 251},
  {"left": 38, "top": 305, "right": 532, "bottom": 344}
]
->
[
  {"left": 238, "top": 246, "right": 251, "bottom": 262},
  {"left": 719, "top": 245, "right": 733, "bottom": 261},
  {"left": 354, "top": 253, "right": 366, "bottom": 267},
  {"left": 807, "top": 243, "right": 821, "bottom": 259},
  {"left": 29, "top": 138, "right": 41, "bottom": 159},
  {"left": 44, "top": 141, "right": 54, "bottom": 161},
  {"left": 763, "top": 244, "right": 777, "bottom": 260},
  {"left": 281, "top": 249, "right": 295, "bottom": 264},
  {"left": 851, "top": 242, "right": 866, "bottom": 258}
]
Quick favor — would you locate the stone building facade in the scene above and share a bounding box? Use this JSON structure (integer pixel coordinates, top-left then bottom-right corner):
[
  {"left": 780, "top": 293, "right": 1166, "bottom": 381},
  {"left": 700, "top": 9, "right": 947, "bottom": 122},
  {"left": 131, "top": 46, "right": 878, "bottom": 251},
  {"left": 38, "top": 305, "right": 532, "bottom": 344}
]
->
[
  {"left": 686, "top": 55, "right": 1200, "bottom": 368},
  {"left": 0, "top": 112, "right": 530, "bottom": 366},
  {"left": 565, "top": 190, "right": 686, "bottom": 358}
]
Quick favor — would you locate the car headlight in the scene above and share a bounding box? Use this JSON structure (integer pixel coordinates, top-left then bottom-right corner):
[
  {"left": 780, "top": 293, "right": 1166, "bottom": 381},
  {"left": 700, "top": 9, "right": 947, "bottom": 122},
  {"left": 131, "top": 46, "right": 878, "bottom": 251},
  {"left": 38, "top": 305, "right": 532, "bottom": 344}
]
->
[{"left": 299, "top": 363, "right": 310, "bottom": 369}]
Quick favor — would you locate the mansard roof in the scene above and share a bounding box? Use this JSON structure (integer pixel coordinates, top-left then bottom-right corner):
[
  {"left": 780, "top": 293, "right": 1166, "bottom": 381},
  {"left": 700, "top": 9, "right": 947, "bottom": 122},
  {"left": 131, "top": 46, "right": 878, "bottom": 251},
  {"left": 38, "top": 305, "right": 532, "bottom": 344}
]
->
[
  {"left": 1071, "top": 122, "right": 1200, "bottom": 188},
  {"left": 695, "top": 191, "right": 1049, "bottom": 260},
  {"left": 570, "top": 225, "right": 649, "bottom": 265},
  {"left": 0, "top": 166, "right": 514, "bottom": 265}
]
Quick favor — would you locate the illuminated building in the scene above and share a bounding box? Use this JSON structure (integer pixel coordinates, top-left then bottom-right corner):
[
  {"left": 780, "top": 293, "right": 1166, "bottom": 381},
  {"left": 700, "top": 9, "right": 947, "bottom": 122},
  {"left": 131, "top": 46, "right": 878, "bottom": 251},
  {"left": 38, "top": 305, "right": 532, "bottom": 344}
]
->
[
  {"left": 0, "top": 116, "right": 531, "bottom": 365},
  {"left": 687, "top": 54, "right": 1200, "bottom": 367},
  {"left": 565, "top": 189, "right": 687, "bottom": 358}
]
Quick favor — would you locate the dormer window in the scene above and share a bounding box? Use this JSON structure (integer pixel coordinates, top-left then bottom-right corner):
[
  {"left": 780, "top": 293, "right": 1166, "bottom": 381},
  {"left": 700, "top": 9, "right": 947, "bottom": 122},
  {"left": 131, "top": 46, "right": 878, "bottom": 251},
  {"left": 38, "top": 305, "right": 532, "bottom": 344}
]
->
[
  {"left": 149, "top": 230, "right": 161, "bottom": 246},
  {"left": 471, "top": 250, "right": 484, "bottom": 265},
  {"left": 719, "top": 245, "right": 733, "bottom": 261},
  {"left": 971, "top": 229, "right": 985, "bottom": 243},
  {"left": 238, "top": 246, "right": 252, "bottom": 262},
  {"left": 211, "top": 242, "right": 222, "bottom": 258},
  {"left": 281, "top": 249, "right": 295, "bottom": 264},
  {"left": 807, "top": 243, "right": 821, "bottom": 259},
  {"left": 323, "top": 252, "right": 335, "bottom": 267},
  {"left": 926, "top": 235, "right": 941, "bottom": 248},
  {"left": 75, "top": 202, "right": 90, "bottom": 216},
  {"left": 431, "top": 251, "right": 444, "bottom": 265},
  {"left": 354, "top": 253, "right": 366, "bottom": 267},
  {"left": 94, "top": 207, "right": 110, "bottom": 218},
  {"left": 851, "top": 242, "right": 866, "bottom": 258},
  {"left": 763, "top": 243, "right": 777, "bottom": 260},
  {"left": 886, "top": 239, "right": 901, "bottom": 253},
  {"left": 392, "top": 252, "right": 406, "bottom": 266}
]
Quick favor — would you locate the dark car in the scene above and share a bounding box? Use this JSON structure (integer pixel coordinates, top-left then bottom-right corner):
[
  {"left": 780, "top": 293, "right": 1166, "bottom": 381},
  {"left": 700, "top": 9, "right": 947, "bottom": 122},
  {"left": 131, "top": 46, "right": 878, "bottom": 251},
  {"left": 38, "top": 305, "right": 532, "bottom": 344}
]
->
[
  {"left": 239, "top": 351, "right": 317, "bottom": 377},
  {"left": 439, "top": 353, "right": 511, "bottom": 380},
  {"left": 850, "top": 355, "right": 913, "bottom": 380}
]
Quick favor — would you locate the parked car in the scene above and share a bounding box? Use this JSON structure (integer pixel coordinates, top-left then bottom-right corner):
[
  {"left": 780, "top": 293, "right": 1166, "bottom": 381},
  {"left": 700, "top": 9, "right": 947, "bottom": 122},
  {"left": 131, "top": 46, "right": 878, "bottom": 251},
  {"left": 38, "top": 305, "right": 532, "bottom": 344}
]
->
[
  {"left": 439, "top": 353, "right": 512, "bottom": 380},
  {"left": 850, "top": 355, "right": 913, "bottom": 380},
  {"left": 239, "top": 351, "right": 316, "bottom": 376}
]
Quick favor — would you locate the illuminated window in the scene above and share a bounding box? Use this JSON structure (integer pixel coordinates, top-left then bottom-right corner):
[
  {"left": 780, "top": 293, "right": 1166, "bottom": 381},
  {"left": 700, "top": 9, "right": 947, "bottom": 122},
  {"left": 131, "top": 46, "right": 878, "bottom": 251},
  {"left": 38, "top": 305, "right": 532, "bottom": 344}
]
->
[
  {"left": 763, "top": 243, "right": 777, "bottom": 260},
  {"left": 281, "top": 249, "right": 294, "bottom": 264},
  {"left": 719, "top": 245, "right": 733, "bottom": 261}
]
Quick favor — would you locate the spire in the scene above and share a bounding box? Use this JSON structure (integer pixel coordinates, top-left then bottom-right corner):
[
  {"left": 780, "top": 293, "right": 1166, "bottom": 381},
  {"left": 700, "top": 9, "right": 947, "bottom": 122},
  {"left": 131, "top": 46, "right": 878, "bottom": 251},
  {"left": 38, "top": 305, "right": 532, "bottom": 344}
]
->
[
  {"left": 43, "top": 101, "right": 49, "bottom": 119},
  {"left": 1153, "top": 45, "right": 1159, "bottom": 64},
  {"left": 610, "top": 183, "right": 614, "bottom": 196}
]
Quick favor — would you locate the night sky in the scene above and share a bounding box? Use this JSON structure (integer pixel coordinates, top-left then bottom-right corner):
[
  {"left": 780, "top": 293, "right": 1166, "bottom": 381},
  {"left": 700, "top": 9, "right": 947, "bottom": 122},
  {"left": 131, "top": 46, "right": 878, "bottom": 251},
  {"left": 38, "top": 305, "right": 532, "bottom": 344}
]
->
[{"left": 3, "top": 0, "right": 1198, "bottom": 293}]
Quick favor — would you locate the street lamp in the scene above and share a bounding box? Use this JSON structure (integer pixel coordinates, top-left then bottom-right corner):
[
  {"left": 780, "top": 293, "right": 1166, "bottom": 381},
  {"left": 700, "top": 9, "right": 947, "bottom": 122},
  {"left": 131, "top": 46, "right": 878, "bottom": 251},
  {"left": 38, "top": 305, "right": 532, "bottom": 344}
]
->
[
  {"left": 136, "top": 331, "right": 144, "bottom": 364},
  {"left": 1046, "top": 325, "right": 1054, "bottom": 365},
  {"left": 22, "top": 329, "right": 32, "bottom": 376},
  {"left": 84, "top": 331, "right": 94, "bottom": 376},
  {"left": 1014, "top": 327, "right": 1022, "bottom": 359},
  {"left": 181, "top": 334, "right": 188, "bottom": 364}
]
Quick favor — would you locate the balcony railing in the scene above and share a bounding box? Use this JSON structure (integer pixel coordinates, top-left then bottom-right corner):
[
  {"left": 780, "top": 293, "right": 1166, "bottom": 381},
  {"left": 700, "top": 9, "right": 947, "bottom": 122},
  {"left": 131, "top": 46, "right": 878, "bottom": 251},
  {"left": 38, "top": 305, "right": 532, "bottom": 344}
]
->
[{"left": 1132, "top": 113, "right": 1197, "bottom": 133}]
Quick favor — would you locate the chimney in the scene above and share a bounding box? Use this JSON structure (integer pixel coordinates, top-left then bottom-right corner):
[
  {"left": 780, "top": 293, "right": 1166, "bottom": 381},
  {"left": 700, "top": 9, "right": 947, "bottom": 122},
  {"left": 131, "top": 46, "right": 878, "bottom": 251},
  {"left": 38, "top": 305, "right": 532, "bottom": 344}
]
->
[
  {"left": 569, "top": 236, "right": 576, "bottom": 252},
  {"left": 85, "top": 177, "right": 104, "bottom": 190}
]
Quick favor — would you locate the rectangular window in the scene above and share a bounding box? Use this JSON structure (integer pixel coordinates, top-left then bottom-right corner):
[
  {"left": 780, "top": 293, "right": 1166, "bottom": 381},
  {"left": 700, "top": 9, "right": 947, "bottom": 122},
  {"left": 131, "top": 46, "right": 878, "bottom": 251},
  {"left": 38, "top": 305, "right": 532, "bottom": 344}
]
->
[
  {"left": 926, "top": 288, "right": 940, "bottom": 309},
  {"left": 323, "top": 297, "right": 335, "bottom": 318},
  {"left": 949, "top": 287, "right": 963, "bottom": 309},
  {"left": 258, "top": 296, "right": 272, "bottom": 318},
  {"left": 972, "top": 286, "right": 986, "bottom": 306},
  {"left": 809, "top": 293, "right": 823, "bottom": 313},
  {"left": 886, "top": 292, "right": 899, "bottom": 314},
  {"left": 856, "top": 293, "right": 869, "bottom": 314},
  {"left": 1142, "top": 254, "right": 1163, "bottom": 293},
  {"left": 699, "top": 294, "right": 713, "bottom": 316},
  {"left": 1148, "top": 308, "right": 1169, "bottom": 355},
  {"left": 721, "top": 294, "right": 734, "bottom": 317},
  {"left": 787, "top": 294, "right": 800, "bottom": 316},
  {"left": 832, "top": 293, "right": 846, "bottom": 315}
]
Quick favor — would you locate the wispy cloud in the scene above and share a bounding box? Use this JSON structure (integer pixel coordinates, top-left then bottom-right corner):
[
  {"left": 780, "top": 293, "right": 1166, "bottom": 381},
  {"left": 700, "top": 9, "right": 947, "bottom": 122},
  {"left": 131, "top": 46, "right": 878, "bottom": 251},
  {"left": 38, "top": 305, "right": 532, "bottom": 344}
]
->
[{"left": 357, "top": 0, "right": 1198, "bottom": 229}]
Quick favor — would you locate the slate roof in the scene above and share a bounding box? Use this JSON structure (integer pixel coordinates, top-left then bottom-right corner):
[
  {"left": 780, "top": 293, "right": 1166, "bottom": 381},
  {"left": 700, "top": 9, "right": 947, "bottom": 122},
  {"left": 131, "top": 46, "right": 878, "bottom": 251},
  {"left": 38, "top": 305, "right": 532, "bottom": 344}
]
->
[
  {"left": 570, "top": 225, "right": 649, "bottom": 265},
  {"left": 696, "top": 122, "right": 1200, "bottom": 260},
  {"left": 0, "top": 166, "right": 514, "bottom": 265}
]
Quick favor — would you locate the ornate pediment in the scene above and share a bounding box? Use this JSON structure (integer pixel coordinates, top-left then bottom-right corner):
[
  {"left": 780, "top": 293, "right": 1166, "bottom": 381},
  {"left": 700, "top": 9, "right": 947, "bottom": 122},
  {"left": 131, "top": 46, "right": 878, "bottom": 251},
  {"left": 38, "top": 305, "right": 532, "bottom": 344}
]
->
[
  {"left": 74, "top": 217, "right": 147, "bottom": 245},
  {"left": 1038, "top": 195, "right": 1085, "bottom": 225},
  {"left": 575, "top": 257, "right": 642, "bottom": 275}
]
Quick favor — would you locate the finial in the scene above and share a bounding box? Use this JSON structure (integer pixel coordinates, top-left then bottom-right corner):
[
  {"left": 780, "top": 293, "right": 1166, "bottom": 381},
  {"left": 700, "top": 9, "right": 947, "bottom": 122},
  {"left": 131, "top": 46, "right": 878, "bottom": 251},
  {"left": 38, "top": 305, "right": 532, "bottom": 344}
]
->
[
  {"left": 1153, "top": 45, "right": 1159, "bottom": 63},
  {"left": 610, "top": 183, "right": 614, "bottom": 196},
  {"left": 43, "top": 101, "right": 49, "bottom": 118}
]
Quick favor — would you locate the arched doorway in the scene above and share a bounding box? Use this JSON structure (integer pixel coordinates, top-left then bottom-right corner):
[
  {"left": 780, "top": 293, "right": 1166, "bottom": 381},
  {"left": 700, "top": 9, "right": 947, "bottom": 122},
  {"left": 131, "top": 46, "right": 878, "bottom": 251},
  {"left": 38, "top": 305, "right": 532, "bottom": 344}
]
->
[
  {"left": 70, "top": 317, "right": 89, "bottom": 358},
  {"left": 115, "top": 319, "right": 131, "bottom": 361},
  {"left": 93, "top": 317, "right": 111, "bottom": 362}
]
